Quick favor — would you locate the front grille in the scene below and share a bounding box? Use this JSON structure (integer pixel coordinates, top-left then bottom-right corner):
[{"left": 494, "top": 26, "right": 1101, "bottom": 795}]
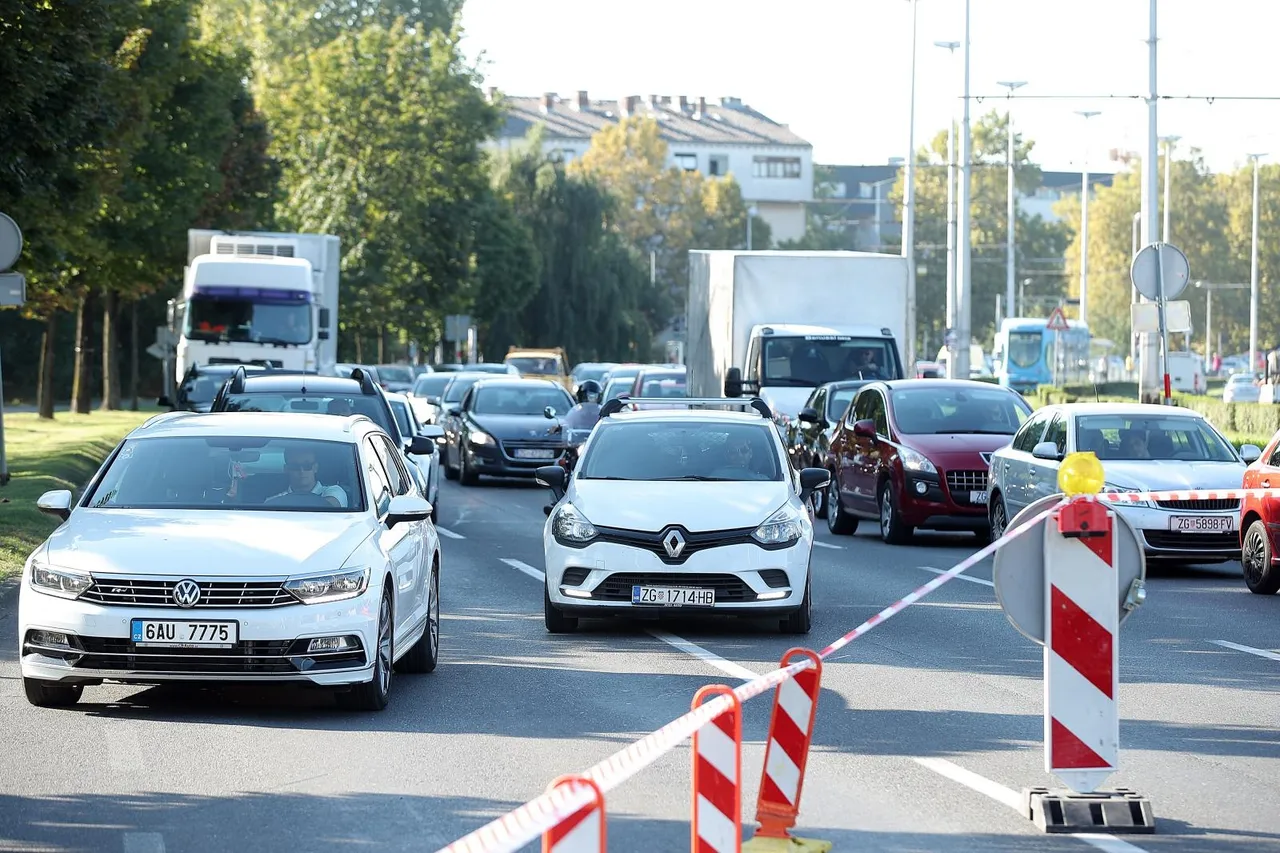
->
[
  {"left": 592, "top": 525, "right": 761, "bottom": 564},
  {"left": 81, "top": 576, "right": 293, "bottom": 609},
  {"left": 1143, "top": 531, "right": 1239, "bottom": 550},
  {"left": 1155, "top": 498, "right": 1240, "bottom": 511},
  {"left": 593, "top": 573, "right": 756, "bottom": 603},
  {"left": 946, "top": 470, "right": 990, "bottom": 505},
  {"left": 70, "top": 637, "right": 363, "bottom": 674}
]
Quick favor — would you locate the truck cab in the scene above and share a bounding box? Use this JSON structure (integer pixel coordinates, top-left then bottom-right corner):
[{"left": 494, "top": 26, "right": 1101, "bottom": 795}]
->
[{"left": 504, "top": 347, "right": 573, "bottom": 392}]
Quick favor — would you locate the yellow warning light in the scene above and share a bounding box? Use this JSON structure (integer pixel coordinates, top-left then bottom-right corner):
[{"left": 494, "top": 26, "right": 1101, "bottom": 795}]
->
[{"left": 1058, "top": 451, "right": 1105, "bottom": 496}]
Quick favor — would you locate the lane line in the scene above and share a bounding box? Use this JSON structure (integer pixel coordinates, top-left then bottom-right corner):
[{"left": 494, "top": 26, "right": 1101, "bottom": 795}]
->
[
  {"left": 123, "top": 833, "right": 166, "bottom": 853},
  {"left": 435, "top": 525, "right": 465, "bottom": 540},
  {"left": 1210, "top": 639, "right": 1280, "bottom": 662},
  {"left": 812, "top": 541, "right": 843, "bottom": 550},
  {"left": 921, "top": 566, "right": 994, "bottom": 588},
  {"left": 647, "top": 630, "right": 762, "bottom": 682},
  {"left": 913, "top": 758, "right": 1152, "bottom": 853},
  {"left": 499, "top": 558, "right": 544, "bottom": 581}
]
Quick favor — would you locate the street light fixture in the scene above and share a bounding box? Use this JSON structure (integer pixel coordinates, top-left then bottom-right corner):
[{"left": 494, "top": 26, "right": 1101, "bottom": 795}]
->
[
  {"left": 935, "top": 40, "right": 961, "bottom": 342},
  {"left": 997, "top": 80, "right": 1027, "bottom": 324},
  {"left": 1076, "top": 110, "right": 1101, "bottom": 326},
  {"left": 1160, "top": 134, "right": 1180, "bottom": 243},
  {"left": 1248, "top": 152, "right": 1267, "bottom": 374}
]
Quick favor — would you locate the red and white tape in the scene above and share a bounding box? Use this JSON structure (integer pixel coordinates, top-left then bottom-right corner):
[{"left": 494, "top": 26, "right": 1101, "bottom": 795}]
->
[{"left": 1087, "top": 486, "right": 1280, "bottom": 504}]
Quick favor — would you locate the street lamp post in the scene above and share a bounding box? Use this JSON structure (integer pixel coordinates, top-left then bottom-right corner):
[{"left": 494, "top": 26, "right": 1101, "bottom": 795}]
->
[
  {"left": 1076, "top": 110, "right": 1100, "bottom": 326},
  {"left": 954, "top": 0, "right": 973, "bottom": 380},
  {"left": 1160, "top": 135, "right": 1180, "bottom": 243},
  {"left": 902, "top": 0, "right": 919, "bottom": 369},
  {"left": 1193, "top": 281, "right": 1250, "bottom": 373},
  {"left": 1249, "top": 153, "right": 1267, "bottom": 374},
  {"left": 997, "top": 80, "right": 1027, "bottom": 325},
  {"left": 935, "top": 40, "right": 961, "bottom": 342},
  {"left": 747, "top": 204, "right": 758, "bottom": 250}
]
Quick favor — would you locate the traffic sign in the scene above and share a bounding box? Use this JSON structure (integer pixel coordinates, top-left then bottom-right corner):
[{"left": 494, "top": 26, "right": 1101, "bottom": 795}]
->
[
  {"left": 1130, "top": 242, "right": 1189, "bottom": 301},
  {"left": 0, "top": 213, "right": 22, "bottom": 271},
  {"left": 445, "top": 314, "right": 471, "bottom": 341},
  {"left": 1131, "top": 300, "right": 1191, "bottom": 334},
  {"left": 145, "top": 343, "right": 168, "bottom": 360},
  {"left": 0, "top": 272, "right": 25, "bottom": 307},
  {"left": 1045, "top": 306, "right": 1070, "bottom": 332}
]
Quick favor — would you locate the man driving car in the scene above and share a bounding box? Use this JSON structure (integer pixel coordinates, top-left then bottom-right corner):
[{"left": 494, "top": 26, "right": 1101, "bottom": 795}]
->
[{"left": 265, "top": 447, "right": 348, "bottom": 507}]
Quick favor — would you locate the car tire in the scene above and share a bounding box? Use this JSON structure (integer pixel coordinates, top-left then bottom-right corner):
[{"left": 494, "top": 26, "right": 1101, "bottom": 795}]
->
[
  {"left": 972, "top": 527, "right": 993, "bottom": 545},
  {"left": 396, "top": 565, "right": 440, "bottom": 674},
  {"left": 989, "top": 493, "right": 1009, "bottom": 540},
  {"left": 826, "top": 475, "right": 858, "bottom": 535},
  {"left": 459, "top": 449, "right": 479, "bottom": 486},
  {"left": 544, "top": 585, "right": 579, "bottom": 633},
  {"left": 1241, "top": 519, "right": 1280, "bottom": 595},
  {"left": 809, "top": 468, "right": 829, "bottom": 519},
  {"left": 337, "top": 587, "right": 393, "bottom": 711},
  {"left": 878, "top": 481, "right": 913, "bottom": 545},
  {"left": 780, "top": 579, "right": 812, "bottom": 634},
  {"left": 444, "top": 447, "right": 459, "bottom": 481},
  {"left": 23, "top": 678, "right": 83, "bottom": 708}
]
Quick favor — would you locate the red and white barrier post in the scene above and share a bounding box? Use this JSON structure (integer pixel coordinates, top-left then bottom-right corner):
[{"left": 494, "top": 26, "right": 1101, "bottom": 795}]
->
[
  {"left": 744, "top": 649, "right": 831, "bottom": 853},
  {"left": 691, "top": 685, "right": 742, "bottom": 853},
  {"left": 542, "top": 775, "right": 606, "bottom": 852}
]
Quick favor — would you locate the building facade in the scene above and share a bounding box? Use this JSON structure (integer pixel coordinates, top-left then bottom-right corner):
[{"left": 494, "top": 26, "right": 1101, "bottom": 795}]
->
[{"left": 485, "top": 90, "right": 814, "bottom": 244}]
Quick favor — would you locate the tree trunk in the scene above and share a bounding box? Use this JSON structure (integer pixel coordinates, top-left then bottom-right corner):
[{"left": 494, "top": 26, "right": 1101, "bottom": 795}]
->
[
  {"left": 101, "top": 288, "right": 121, "bottom": 410},
  {"left": 36, "top": 315, "right": 56, "bottom": 420},
  {"left": 71, "top": 290, "right": 95, "bottom": 414},
  {"left": 354, "top": 333, "right": 363, "bottom": 364},
  {"left": 129, "top": 300, "right": 139, "bottom": 411},
  {"left": 377, "top": 326, "right": 386, "bottom": 364}
]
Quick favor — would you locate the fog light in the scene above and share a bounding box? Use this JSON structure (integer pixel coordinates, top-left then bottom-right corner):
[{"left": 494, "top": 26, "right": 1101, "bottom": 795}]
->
[
  {"left": 756, "top": 590, "right": 789, "bottom": 601},
  {"left": 561, "top": 587, "right": 592, "bottom": 599},
  {"left": 31, "top": 630, "right": 73, "bottom": 648},
  {"left": 915, "top": 481, "right": 928, "bottom": 495},
  {"left": 307, "top": 635, "right": 357, "bottom": 653}
]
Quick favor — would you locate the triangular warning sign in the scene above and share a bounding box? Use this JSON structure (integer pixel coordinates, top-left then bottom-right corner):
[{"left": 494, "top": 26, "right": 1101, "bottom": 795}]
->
[{"left": 1046, "top": 306, "right": 1070, "bottom": 331}]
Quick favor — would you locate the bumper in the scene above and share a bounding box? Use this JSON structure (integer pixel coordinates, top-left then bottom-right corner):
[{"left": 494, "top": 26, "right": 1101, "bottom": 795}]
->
[
  {"left": 467, "top": 444, "right": 566, "bottom": 477},
  {"left": 18, "top": 583, "right": 380, "bottom": 686},
  {"left": 544, "top": 538, "right": 811, "bottom": 617},
  {"left": 899, "top": 474, "right": 989, "bottom": 530},
  {"left": 1117, "top": 504, "right": 1240, "bottom": 560}
]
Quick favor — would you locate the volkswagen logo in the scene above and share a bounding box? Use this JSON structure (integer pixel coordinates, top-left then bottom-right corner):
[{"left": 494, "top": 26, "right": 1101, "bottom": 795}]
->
[
  {"left": 172, "top": 579, "right": 202, "bottom": 608},
  {"left": 662, "top": 528, "right": 687, "bottom": 559}
]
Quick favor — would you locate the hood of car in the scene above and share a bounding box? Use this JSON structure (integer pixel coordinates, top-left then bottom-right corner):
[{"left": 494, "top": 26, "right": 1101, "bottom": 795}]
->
[
  {"left": 469, "top": 413, "right": 564, "bottom": 440},
  {"left": 899, "top": 432, "right": 1015, "bottom": 459},
  {"left": 1101, "top": 459, "right": 1247, "bottom": 492},
  {"left": 569, "top": 480, "right": 791, "bottom": 532},
  {"left": 41, "top": 509, "right": 375, "bottom": 577}
]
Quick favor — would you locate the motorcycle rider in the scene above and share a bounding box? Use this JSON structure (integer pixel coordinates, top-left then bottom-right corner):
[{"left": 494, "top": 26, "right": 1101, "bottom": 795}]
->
[{"left": 543, "top": 380, "right": 604, "bottom": 515}]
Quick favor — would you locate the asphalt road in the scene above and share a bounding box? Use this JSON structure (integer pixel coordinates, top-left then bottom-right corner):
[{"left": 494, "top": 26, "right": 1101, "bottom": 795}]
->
[{"left": 1, "top": 475, "right": 1277, "bottom": 853}]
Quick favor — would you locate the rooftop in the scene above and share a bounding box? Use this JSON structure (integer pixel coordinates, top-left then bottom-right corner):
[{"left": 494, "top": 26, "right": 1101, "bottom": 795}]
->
[
  {"left": 134, "top": 411, "right": 375, "bottom": 441},
  {"left": 492, "top": 90, "right": 811, "bottom": 148}
]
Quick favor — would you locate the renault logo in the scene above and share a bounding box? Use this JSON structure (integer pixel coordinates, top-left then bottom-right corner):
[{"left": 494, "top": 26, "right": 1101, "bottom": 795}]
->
[
  {"left": 662, "top": 528, "right": 687, "bottom": 559},
  {"left": 172, "top": 579, "right": 202, "bottom": 608}
]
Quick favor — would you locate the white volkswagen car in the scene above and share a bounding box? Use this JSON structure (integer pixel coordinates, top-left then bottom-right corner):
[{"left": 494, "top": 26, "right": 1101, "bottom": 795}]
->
[
  {"left": 535, "top": 398, "right": 830, "bottom": 634},
  {"left": 988, "top": 402, "right": 1260, "bottom": 563},
  {"left": 18, "top": 411, "right": 440, "bottom": 711}
]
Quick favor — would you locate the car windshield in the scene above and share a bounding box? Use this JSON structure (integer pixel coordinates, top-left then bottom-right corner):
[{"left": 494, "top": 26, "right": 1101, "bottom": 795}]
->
[
  {"left": 762, "top": 336, "right": 902, "bottom": 386},
  {"left": 603, "top": 379, "right": 631, "bottom": 401},
  {"left": 181, "top": 372, "right": 236, "bottom": 405},
  {"left": 574, "top": 365, "right": 611, "bottom": 383},
  {"left": 472, "top": 363, "right": 515, "bottom": 374},
  {"left": 185, "top": 295, "right": 312, "bottom": 345},
  {"left": 891, "top": 387, "right": 1031, "bottom": 435},
  {"left": 507, "top": 356, "right": 562, "bottom": 375},
  {"left": 85, "top": 436, "right": 364, "bottom": 512},
  {"left": 443, "top": 375, "right": 485, "bottom": 403},
  {"left": 826, "top": 388, "right": 858, "bottom": 422},
  {"left": 377, "top": 365, "right": 413, "bottom": 384},
  {"left": 580, "top": 421, "right": 782, "bottom": 482},
  {"left": 472, "top": 386, "right": 572, "bottom": 416},
  {"left": 1007, "top": 331, "right": 1043, "bottom": 369},
  {"left": 221, "top": 392, "right": 394, "bottom": 436},
  {"left": 1075, "top": 414, "right": 1239, "bottom": 462},
  {"left": 390, "top": 401, "right": 413, "bottom": 436},
  {"left": 412, "top": 374, "right": 452, "bottom": 397}
]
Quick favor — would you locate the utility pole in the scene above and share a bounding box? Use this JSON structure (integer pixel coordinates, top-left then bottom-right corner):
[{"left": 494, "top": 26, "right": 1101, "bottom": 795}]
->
[
  {"left": 1138, "top": 0, "right": 1160, "bottom": 403},
  {"left": 1076, "top": 111, "right": 1100, "bottom": 326},
  {"left": 954, "top": 0, "right": 973, "bottom": 380},
  {"left": 902, "top": 0, "right": 919, "bottom": 370},
  {"left": 997, "top": 80, "right": 1027, "bottom": 326},
  {"left": 935, "top": 40, "right": 961, "bottom": 348}
]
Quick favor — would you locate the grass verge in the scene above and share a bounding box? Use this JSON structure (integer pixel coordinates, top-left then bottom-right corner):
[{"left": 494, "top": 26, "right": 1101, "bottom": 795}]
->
[{"left": 0, "top": 410, "right": 156, "bottom": 581}]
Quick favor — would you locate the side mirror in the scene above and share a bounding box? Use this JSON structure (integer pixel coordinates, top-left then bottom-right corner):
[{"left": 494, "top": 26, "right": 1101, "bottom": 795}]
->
[
  {"left": 385, "top": 494, "right": 433, "bottom": 527},
  {"left": 426, "top": 395, "right": 441, "bottom": 405},
  {"left": 798, "top": 467, "right": 831, "bottom": 503},
  {"left": 1241, "top": 443, "right": 1263, "bottom": 464},
  {"left": 156, "top": 395, "right": 172, "bottom": 408},
  {"left": 535, "top": 465, "right": 567, "bottom": 502},
  {"left": 853, "top": 418, "right": 877, "bottom": 439},
  {"left": 447, "top": 406, "right": 461, "bottom": 418},
  {"left": 318, "top": 307, "right": 331, "bottom": 329},
  {"left": 544, "top": 406, "right": 557, "bottom": 419},
  {"left": 407, "top": 435, "right": 436, "bottom": 455},
  {"left": 1032, "top": 441, "right": 1062, "bottom": 461},
  {"left": 724, "top": 366, "right": 743, "bottom": 398},
  {"left": 37, "top": 489, "right": 74, "bottom": 522},
  {"left": 798, "top": 407, "right": 820, "bottom": 425}
]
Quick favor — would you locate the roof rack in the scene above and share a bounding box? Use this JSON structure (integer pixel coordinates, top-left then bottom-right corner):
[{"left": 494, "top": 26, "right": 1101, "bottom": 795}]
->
[
  {"left": 600, "top": 396, "right": 773, "bottom": 419},
  {"left": 348, "top": 367, "right": 379, "bottom": 395}
]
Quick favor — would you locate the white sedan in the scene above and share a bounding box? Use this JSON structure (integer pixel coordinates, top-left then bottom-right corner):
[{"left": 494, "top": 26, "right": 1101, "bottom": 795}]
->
[
  {"left": 535, "top": 400, "right": 830, "bottom": 634},
  {"left": 1223, "top": 373, "right": 1261, "bottom": 404},
  {"left": 18, "top": 411, "right": 440, "bottom": 711},
  {"left": 387, "top": 391, "right": 443, "bottom": 518}
]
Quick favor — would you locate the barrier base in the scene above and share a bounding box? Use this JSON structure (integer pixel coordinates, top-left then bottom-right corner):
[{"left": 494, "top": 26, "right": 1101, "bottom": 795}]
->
[
  {"left": 1024, "top": 787, "right": 1155, "bottom": 834},
  {"left": 743, "top": 834, "right": 833, "bottom": 852}
]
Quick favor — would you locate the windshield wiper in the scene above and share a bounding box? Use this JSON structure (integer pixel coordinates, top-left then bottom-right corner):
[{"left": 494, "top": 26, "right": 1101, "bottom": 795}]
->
[
  {"left": 934, "top": 429, "right": 1014, "bottom": 435},
  {"left": 253, "top": 337, "right": 300, "bottom": 347},
  {"left": 579, "top": 475, "right": 636, "bottom": 481},
  {"left": 650, "top": 475, "right": 734, "bottom": 481}
]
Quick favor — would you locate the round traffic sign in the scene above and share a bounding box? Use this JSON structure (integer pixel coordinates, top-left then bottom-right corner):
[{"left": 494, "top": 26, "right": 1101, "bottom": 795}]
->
[
  {"left": 992, "top": 495, "right": 1147, "bottom": 645},
  {"left": 0, "top": 212, "right": 21, "bottom": 271},
  {"left": 1130, "top": 242, "right": 1189, "bottom": 301}
]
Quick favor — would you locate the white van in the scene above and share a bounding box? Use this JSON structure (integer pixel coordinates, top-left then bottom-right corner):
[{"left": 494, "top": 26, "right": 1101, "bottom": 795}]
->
[{"left": 1165, "top": 351, "right": 1204, "bottom": 395}]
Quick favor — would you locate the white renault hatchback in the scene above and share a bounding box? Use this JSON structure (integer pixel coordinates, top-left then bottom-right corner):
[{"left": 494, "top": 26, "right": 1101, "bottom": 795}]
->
[
  {"left": 535, "top": 397, "right": 831, "bottom": 634},
  {"left": 18, "top": 411, "right": 440, "bottom": 711}
]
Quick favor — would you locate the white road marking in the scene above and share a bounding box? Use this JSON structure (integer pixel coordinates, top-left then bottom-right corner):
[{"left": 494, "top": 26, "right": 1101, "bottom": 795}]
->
[
  {"left": 920, "top": 565, "right": 994, "bottom": 587},
  {"left": 913, "top": 758, "right": 1152, "bottom": 853},
  {"left": 1210, "top": 639, "right": 1280, "bottom": 662},
  {"left": 499, "top": 558, "right": 544, "bottom": 581},
  {"left": 812, "top": 541, "right": 843, "bottom": 550},
  {"left": 123, "top": 833, "right": 166, "bottom": 853},
  {"left": 647, "top": 630, "right": 762, "bottom": 682},
  {"left": 435, "top": 525, "right": 465, "bottom": 540}
]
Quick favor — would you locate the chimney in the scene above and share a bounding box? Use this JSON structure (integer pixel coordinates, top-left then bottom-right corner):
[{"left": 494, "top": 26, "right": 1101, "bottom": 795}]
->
[
  {"left": 647, "top": 94, "right": 662, "bottom": 108},
  {"left": 618, "top": 95, "right": 640, "bottom": 117},
  {"left": 540, "top": 92, "right": 556, "bottom": 113},
  {"left": 678, "top": 95, "right": 689, "bottom": 113},
  {"left": 574, "top": 90, "right": 589, "bottom": 111},
  {"left": 695, "top": 96, "right": 706, "bottom": 119},
  {"left": 486, "top": 86, "right": 498, "bottom": 103}
]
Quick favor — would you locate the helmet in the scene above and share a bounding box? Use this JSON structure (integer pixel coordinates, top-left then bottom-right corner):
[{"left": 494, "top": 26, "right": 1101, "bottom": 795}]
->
[{"left": 577, "top": 379, "right": 602, "bottom": 404}]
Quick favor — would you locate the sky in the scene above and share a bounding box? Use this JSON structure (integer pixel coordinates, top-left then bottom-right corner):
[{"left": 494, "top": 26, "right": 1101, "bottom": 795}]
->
[{"left": 459, "top": 0, "right": 1280, "bottom": 175}]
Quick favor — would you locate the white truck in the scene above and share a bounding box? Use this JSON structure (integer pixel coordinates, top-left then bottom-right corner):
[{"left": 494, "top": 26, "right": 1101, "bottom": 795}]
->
[
  {"left": 685, "top": 250, "right": 909, "bottom": 422},
  {"left": 168, "top": 229, "right": 340, "bottom": 389}
]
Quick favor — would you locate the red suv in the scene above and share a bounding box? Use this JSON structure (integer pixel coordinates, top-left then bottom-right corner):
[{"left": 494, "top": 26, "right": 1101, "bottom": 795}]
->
[
  {"left": 821, "top": 379, "right": 1032, "bottom": 544},
  {"left": 1239, "top": 430, "right": 1280, "bottom": 594}
]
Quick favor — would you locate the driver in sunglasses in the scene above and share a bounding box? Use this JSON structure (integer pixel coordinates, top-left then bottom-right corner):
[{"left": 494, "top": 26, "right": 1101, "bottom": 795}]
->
[{"left": 265, "top": 447, "right": 348, "bottom": 508}]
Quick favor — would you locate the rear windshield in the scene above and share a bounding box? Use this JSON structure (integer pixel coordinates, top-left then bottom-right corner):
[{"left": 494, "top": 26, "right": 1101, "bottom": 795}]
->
[
  {"left": 221, "top": 392, "right": 394, "bottom": 437},
  {"left": 579, "top": 421, "right": 782, "bottom": 482},
  {"left": 472, "top": 386, "right": 573, "bottom": 416},
  {"left": 443, "top": 375, "right": 484, "bottom": 403},
  {"left": 412, "top": 374, "right": 453, "bottom": 397},
  {"left": 377, "top": 365, "right": 413, "bottom": 383}
]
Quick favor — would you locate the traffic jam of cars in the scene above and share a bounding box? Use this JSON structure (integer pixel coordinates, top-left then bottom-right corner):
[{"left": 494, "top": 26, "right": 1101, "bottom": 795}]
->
[{"left": 15, "top": 351, "right": 1280, "bottom": 713}]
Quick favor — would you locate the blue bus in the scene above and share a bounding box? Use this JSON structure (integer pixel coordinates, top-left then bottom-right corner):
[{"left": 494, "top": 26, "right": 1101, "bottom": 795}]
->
[{"left": 993, "top": 317, "right": 1091, "bottom": 392}]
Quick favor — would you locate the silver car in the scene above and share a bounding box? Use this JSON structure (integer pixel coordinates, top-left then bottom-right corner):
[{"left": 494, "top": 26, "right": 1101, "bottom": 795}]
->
[{"left": 988, "top": 403, "right": 1261, "bottom": 563}]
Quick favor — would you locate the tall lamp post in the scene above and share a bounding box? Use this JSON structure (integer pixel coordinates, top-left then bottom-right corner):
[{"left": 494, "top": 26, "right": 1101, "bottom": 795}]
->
[
  {"left": 1076, "top": 110, "right": 1100, "bottom": 326},
  {"left": 935, "top": 40, "right": 961, "bottom": 343},
  {"left": 1193, "top": 281, "right": 1250, "bottom": 373},
  {"left": 1160, "top": 134, "right": 1180, "bottom": 243},
  {"left": 902, "top": 0, "right": 919, "bottom": 369},
  {"left": 997, "top": 80, "right": 1027, "bottom": 324},
  {"left": 1248, "top": 152, "right": 1267, "bottom": 374},
  {"left": 954, "top": 0, "right": 973, "bottom": 380},
  {"left": 747, "top": 204, "right": 757, "bottom": 250}
]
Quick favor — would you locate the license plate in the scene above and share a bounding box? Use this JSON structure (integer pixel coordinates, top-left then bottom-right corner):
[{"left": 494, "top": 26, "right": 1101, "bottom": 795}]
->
[
  {"left": 514, "top": 448, "right": 556, "bottom": 459},
  {"left": 631, "top": 585, "right": 716, "bottom": 607},
  {"left": 1170, "top": 515, "right": 1234, "bottom": 533},
  {"left": 970, "top": 490, "right": 989, "bottom": 504},
  {"left": 130, "top": 619, "right": 238, "bottom": 648}
]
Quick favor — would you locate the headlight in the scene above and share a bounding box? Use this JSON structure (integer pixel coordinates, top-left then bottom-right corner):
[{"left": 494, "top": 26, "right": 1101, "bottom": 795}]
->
[
  {"left": 552, "top": 503, "right": 598, "bottom": 544},
  {"left": 469, "top": 430, "right": 493, "bottom": 446},
  {"left": 753, "top": 504, "right": 808, "bottom": 547},
  {"left": 29, "top": 562, "right": 92, "bottom": 600},
  {"left": 1103, "top": 483, "right": 1148, "bottom": 508},
  {"left": 899, "top": 447, "right": 938, "bottom": 475},
  {"left": 285, "top": 567, "right": 370, "bottom": 604}
]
